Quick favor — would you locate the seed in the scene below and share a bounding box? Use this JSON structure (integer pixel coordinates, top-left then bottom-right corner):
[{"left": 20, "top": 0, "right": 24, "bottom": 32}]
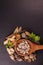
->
[
  {"left": 25, "top": 44, "right": 28, "bottom": 48},
  {"left": 27, "top": 47, "right": 30, "bottom": 51},
  {"left": 18, "top": 45, "right": 21, "bottom": 48},
  {"left": 26, "top": 51, "right": 28, "bottom": 53},
  {"left": 23, "top": 51, "right": 25, "bottom": 54},
  {"left": 25, "top": 49, "right": 28, "bottom": 52},
  {"left": 20, "top": 50, "right": 24, "bottom": 53},
  {"left": 25, "top": 41, "right": 28, "bottom": 44},
  {"left": 21, "top": 42, "right": 24, "bottom": 45},
  {"left": 28, "top": 45, "right": 30, "bottom": 48},
  {"left": 17, "top": 48, "right": 20, "bottom": 51},
  {"left": 21, "top": 46, "right": 25, "bottom": 49}
]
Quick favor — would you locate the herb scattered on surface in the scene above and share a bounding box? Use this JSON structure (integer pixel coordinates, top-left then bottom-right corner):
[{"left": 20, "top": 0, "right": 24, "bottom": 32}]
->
[
  {"left": 6, "top": 40, "right": 14, "bottom": 48},
  {"left": 29, "top": 32, "right": 40, "bottom": 42}
]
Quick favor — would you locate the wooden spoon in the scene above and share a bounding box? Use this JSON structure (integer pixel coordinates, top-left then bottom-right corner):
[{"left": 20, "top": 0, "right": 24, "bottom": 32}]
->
[{"left": 15, "top": 39, "right": 43, "bottom": 56}]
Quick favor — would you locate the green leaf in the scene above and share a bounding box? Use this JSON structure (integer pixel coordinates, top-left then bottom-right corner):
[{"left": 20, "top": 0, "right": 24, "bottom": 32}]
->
[
  {"left": 34, "top": 36, "right": 40, "bottom": 42},
  {"left": 29, "top": 32, "right": 40, "bottom": 42},
  {"left": 6, "top": 45, "right": 8, "bottom": 48},
  {"left": 6, "top": 40, "right": 14, "bottom": 48},
  {"left": 29, "top": 32, "right": 36, "bottom": 38}
]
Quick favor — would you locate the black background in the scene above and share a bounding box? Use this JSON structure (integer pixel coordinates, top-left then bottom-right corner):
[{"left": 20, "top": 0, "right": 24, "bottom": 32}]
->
[{"left": 0, "top": 0, "right": 43, "bottom": 65}]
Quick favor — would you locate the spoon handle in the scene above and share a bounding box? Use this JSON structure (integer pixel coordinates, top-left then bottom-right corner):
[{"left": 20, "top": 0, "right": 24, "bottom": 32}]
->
[{"left": 36, "top": 45, "right": 43, "bottom": 50}]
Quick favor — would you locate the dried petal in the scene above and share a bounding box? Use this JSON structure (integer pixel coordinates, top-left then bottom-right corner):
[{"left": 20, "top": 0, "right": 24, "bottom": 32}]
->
[
  {"left": 29, "top": 54, "right": 34, "bottom": 59},
  {"left": 14, "top": 27, "right": 19, "bottom": 33},
  {"left": 18, "top": 27, "right": 22, "bottom": 33},
  {"left": 16, "top": 58, "right": 23, "bottom": 61},
  {"left": 10, "top": 48, "right": 14, "bottom": 52},
  {"left": 27, "top": 58, "right": 31, "bottom": 62},
  {"left": 10, "top": 55, "right": 15, "bottom": 61},
  {"left": 7, "top": 48, "right": 14, "bottom": 55},
  {"left": 4, "top": 40, "right": 8, "bottom": 45}
]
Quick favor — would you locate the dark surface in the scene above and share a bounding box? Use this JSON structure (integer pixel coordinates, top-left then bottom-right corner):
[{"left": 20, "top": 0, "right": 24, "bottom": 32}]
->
[{"left": 0, "top": 0, "right": 43, "bottom": 65}]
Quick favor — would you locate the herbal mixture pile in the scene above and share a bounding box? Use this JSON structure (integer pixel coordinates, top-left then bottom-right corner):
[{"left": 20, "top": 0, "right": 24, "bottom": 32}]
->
[{"left": 4, "top": 27, "right": 40, "bottom": 62}]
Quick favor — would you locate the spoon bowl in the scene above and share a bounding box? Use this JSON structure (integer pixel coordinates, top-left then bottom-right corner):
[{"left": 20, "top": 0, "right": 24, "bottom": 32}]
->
[{"left": 15, "top": 39, "right": 43, "bottom": 56}]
